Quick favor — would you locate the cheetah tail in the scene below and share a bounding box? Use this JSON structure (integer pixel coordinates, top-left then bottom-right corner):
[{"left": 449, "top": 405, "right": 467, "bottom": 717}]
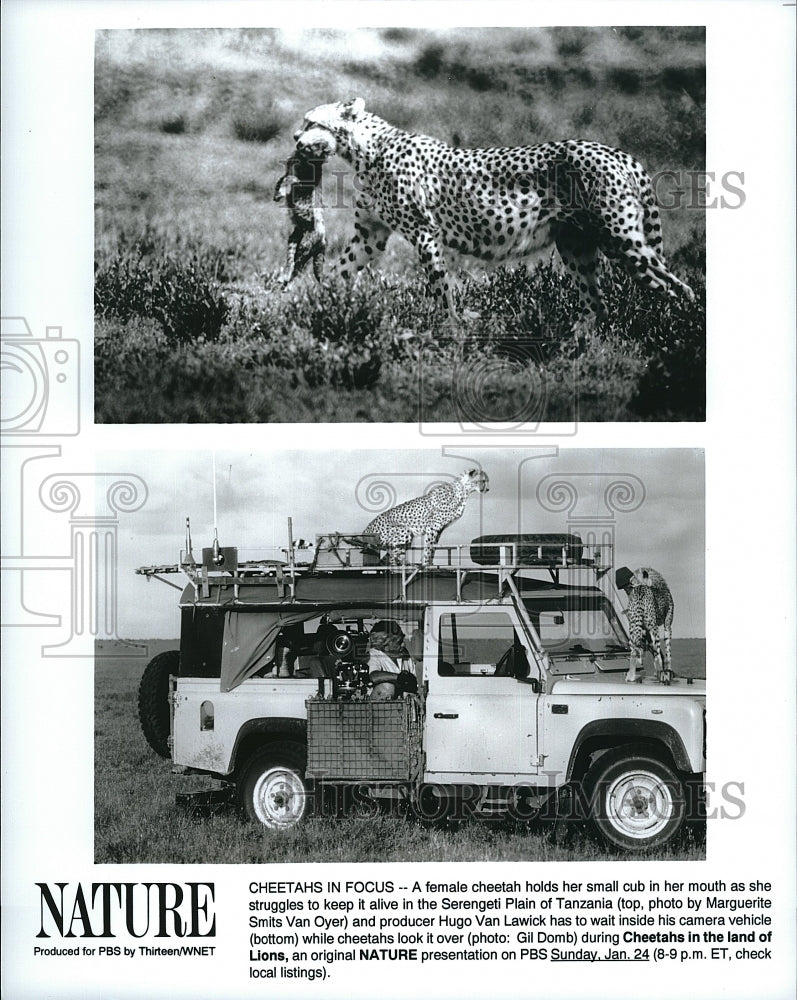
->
[{"left": 640, "top": 178, "right": 665, "bottom": 256}]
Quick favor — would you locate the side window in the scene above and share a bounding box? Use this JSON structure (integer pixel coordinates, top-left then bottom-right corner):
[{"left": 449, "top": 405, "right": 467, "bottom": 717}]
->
[{"left": 437, "top": 612, "right": 528, "bottom": 678}]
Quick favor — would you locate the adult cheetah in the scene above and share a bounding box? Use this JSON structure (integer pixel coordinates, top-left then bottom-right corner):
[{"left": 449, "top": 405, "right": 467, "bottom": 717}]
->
[
  {"left": 292, "top": 98, "right": 694, "bottom": 322},
  {"left": 364, "top": 468, "right": 489, "bottom": 566},
  {"left": 616, "top": 566, "right": 675, "bottom": 684}
]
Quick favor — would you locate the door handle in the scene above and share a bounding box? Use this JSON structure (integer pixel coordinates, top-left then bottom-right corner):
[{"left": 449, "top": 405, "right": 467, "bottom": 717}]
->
[{"left": 433, "top": 712, "right": 459, "bottom": 719}]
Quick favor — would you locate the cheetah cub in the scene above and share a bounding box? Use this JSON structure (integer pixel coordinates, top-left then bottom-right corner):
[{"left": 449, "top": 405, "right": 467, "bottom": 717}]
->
[{"left": 273, "top": 152, "right": 325, "bottom": 284}]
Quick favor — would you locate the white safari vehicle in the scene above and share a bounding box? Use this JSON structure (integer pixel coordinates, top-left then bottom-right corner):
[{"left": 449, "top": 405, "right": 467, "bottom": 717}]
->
[{"left": 137, "top": 529, "right": 705, "bottom": 853}]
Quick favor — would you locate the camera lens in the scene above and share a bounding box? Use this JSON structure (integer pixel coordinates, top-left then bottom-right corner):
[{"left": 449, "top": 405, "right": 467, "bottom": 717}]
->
[{"left": 0, "top": 344, "right": 47, "bottom": 431}]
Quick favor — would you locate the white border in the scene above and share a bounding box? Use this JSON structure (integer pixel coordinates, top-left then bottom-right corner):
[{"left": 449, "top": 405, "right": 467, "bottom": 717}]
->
[{"left": 2, "top": 3, "right": 795, "bottom": 999}]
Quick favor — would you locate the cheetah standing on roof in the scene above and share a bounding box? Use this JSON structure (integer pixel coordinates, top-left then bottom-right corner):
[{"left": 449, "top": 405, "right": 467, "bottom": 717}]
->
[
  {"left": 274, "top": 151, "right": 326, "bottom": 284},
  {"left": 292, "top": 98, "right": 694, "bottom": 323},
  {"left": 365, "top": 469, "right": 489, "bottom": 567},
  {"left": 616, "top": 566, "right": 675, "bottom": 684}
]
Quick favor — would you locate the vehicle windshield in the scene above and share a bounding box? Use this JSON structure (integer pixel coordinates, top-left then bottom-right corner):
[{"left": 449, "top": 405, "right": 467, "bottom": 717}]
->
[{"left": 523, "top": 594, "right": 629, "bottom": 658}]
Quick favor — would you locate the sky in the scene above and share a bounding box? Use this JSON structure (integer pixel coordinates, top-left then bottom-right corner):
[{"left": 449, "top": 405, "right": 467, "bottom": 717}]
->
[{"left": 98, "top": 447, "right": 704, "bottom": 638}]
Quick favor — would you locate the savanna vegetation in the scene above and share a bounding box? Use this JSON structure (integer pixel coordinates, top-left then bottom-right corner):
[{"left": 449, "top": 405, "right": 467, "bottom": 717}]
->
[
  {"left": 95, "top": 640, "right": 705, "bottom": 864},
  {"left": 95, "top": 27, "right": 705, "bottom": 423}
]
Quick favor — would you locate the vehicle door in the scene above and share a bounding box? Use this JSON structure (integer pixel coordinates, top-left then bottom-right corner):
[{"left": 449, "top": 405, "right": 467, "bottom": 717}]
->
[{"left": 423, "top": 605, "right": 541, "bottom": 780}]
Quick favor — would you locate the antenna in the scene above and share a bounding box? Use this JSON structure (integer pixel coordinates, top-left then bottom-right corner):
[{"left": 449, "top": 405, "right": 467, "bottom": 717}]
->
[
  {"left": 287, "top": 517, "right": 297, "bottom": 597},
  {"left": 211, "top": 452, "right": 223, "bottom": 565},
  {"left": 212, "top": 452, "right": 217, "bottom": 529},
  {"left": 287, "top": 516, "right": 296, "bottom": 573}
]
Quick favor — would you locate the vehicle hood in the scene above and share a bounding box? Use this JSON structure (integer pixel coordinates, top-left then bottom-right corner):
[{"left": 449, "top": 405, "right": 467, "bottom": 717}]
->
[{"left": 549, "top": 674, "right": 705, "bottom": 697}]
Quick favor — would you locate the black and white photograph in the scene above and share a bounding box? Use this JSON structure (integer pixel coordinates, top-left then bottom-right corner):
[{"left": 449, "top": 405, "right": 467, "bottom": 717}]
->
[
  {"left": 2, "top": 1, "right": 795, "bottom": 999},
  {"left": 95, "top": 448, "right": 706, "bottom": 863},
  {"left": 94, "top": 26, "right": 706, "bottom": 424}
]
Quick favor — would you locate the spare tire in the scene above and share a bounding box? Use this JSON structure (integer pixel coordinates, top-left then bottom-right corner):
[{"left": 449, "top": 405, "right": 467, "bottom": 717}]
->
[
  {"left": 470, "top": 533, "right": 584, "bottom": 567},
  {"left": 138, "top": 650, "right": 179, "bottom": 758}
]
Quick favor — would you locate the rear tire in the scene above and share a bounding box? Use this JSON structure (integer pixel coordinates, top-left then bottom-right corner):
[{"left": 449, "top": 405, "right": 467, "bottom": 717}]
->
[
  {"left": 238, "top": 743, "right": 309, "bottom": 830},
  {"left": 138, "top": 650, "right": 179, "bottom": 758},
  {"left": 586, "top": 750, "right": 686, "bottom": 852}
]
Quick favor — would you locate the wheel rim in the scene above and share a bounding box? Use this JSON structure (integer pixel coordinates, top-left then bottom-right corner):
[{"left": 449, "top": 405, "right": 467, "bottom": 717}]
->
[
  {"left": 605, "top": 769, "right": 675, "bottom": 840},
  {"left": 251, "top": 766, "right": 306, "bottom": 829}
]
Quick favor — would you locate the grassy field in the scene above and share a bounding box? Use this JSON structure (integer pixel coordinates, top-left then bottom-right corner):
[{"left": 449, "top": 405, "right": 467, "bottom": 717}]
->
[
  {"left": 94, "top": 27, "right": 705, "bottom": 423},
  {"left": 95, "top": 639, "right": 706, "bottom": 864}
]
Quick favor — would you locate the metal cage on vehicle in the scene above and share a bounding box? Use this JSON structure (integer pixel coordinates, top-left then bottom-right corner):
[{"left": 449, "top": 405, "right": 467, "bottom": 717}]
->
[{"left": 305, "top": 697, "right": 423, "bottom": 781}]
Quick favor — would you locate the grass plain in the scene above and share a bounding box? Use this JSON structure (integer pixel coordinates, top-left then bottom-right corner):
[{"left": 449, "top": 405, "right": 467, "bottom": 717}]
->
[
  {"left": 94, "top": 27, "right": 706, "bottom": 423},
  {"left": 95, "top": 639, "right": 706, "bottom": 864}
]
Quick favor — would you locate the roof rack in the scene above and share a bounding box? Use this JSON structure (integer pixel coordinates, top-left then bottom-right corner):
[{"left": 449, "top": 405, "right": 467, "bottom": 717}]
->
[{"left": 136, "top": 528, "right": 614, "bottom": 604}]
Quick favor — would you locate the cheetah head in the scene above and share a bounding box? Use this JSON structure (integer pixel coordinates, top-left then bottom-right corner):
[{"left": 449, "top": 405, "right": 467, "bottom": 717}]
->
[
  {"left": 293, "top": 98, "right": 365, "bottom": 158},
  {"left": 615, "top": 566, "right": 640, "bottom": 592},
  {"left": 461, "top": 468, "right": 490, "bottom": 494}
]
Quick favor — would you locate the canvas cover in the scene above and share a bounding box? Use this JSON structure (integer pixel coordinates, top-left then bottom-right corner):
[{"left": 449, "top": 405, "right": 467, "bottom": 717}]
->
[{"left": 221, "top": 608, "right": 323, "bottom": 691}]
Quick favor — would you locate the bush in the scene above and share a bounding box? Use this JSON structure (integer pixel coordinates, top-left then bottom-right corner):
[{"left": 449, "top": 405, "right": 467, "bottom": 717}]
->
[
  {"left": 159, "top": 112, "right": 186, "bottom": 134},
  {"left": 590, "top": 266, "right": 706, "bottom": 420},
  {"left": 463, "top": 263, "right": 578, "bottom": 341},
  {"left": 608, "top": 67, "right": 642, "bottom": 95},
  {"left": 236, "top": 274, "right": 421, "bottom": 389},
  {"left": 95, "top": 319, "right": 269, "bottom": 422},
  {"left": 617, "top": 98, "right": 705, "bottom": 168},
  {"left": 661, "top": 65, "right": 706, "bottom": 103},
  {"left": 232, "top": 102, "right": 285, "bottom": 143},
  {"left": 553, "top": 27, "right": 590, "bottom": 58},
  {"left": 380, "top": 28, "right": 418, "bottom": 44},
  {"left": 414, "top": 43, "right": 445, "bottom": 79},
  {"left": 95, "top": 246, "right": 230, "bottom": 344},
  {"left": 95, "top": 225, "right": 704, "bottom": 423}
]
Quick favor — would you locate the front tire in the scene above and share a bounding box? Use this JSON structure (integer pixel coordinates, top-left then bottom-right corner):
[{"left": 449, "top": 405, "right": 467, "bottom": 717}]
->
[
  {"left": 586, "top": 750, "right": 686, "bottom": 852},
  {"left": 238, "top": 743, "right": 309, "bottom": 830}
]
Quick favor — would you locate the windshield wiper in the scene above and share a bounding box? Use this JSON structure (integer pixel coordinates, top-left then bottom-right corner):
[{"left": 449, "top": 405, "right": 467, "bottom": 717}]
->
[
  {"left": 560, "top": 644, "right": 593, "bottom": 659},
  {"left": 551, "top": 643, "right": 629, "bottom": 661}
]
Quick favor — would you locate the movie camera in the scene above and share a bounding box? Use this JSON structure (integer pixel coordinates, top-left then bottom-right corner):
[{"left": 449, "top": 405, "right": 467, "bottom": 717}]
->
[{"left": 326, "top": 630, "right": 371, "bottom": 700}]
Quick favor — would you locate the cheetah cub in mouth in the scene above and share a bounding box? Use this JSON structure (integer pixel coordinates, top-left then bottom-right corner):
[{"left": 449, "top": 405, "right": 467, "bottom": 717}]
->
[
  {"left": 274, "top": 151, "right": 326, "bottom": 284},
  {"left": 364, "top": 469, "right": 490, "bottom": 567}
]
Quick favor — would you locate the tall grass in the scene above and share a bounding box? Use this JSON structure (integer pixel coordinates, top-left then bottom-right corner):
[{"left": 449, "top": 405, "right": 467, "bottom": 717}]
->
[{"left": 95, "top": 255, "right": 705, "bottom": 423}]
